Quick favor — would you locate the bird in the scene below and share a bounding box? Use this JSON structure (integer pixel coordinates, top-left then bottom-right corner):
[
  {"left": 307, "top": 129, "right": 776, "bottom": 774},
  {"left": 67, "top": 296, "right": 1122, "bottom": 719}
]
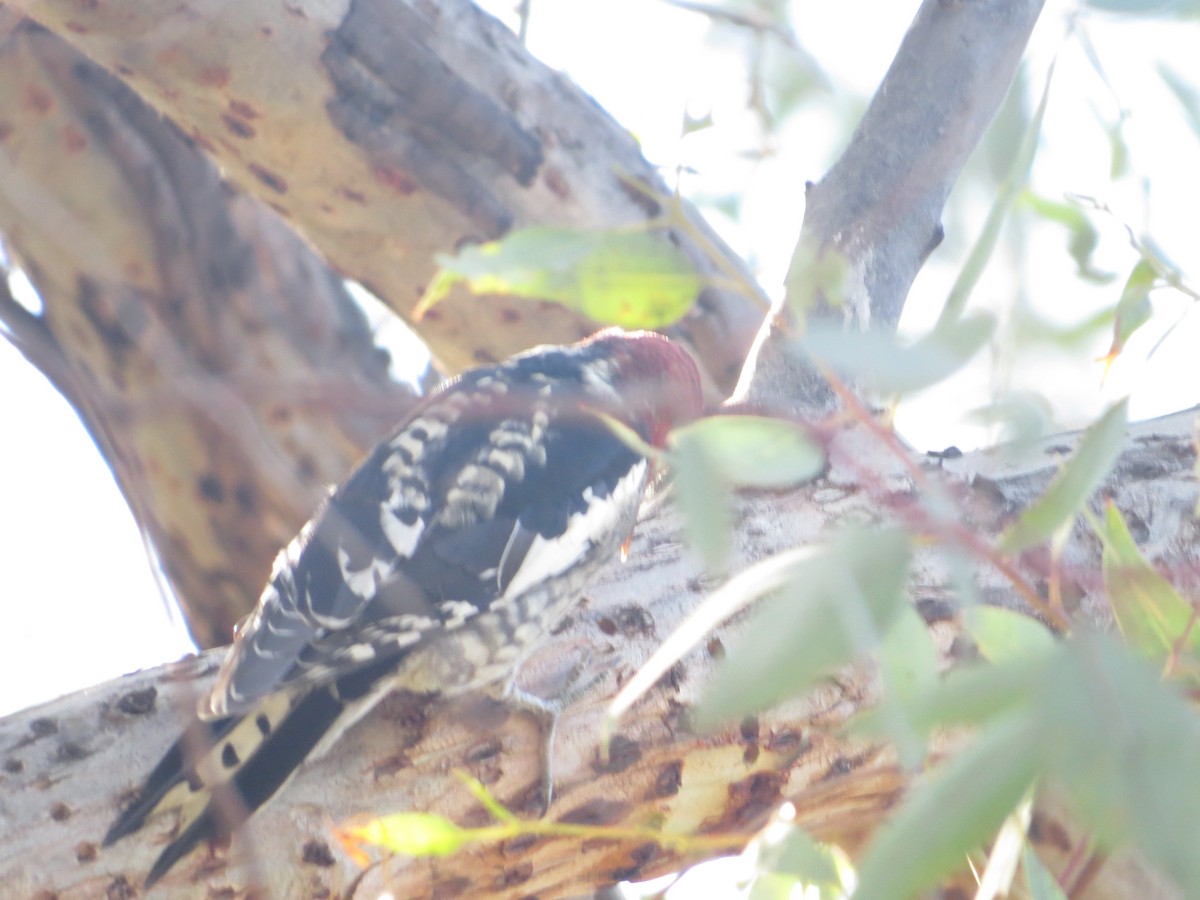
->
[{"left": 103, "top": 328, "right": 703, "bottom": 887}]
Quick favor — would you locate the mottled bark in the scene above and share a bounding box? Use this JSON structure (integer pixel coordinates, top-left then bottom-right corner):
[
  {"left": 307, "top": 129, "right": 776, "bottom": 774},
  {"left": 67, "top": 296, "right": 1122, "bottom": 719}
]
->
[
  {"left": 1, "top": 409, "right": 1194, "bottom": 898},
  {"left": 3, "top": 0, "right": 763, "bottom": 386},
  {"left": 0, "top": 23, "right": 416, "bottom": 646}
]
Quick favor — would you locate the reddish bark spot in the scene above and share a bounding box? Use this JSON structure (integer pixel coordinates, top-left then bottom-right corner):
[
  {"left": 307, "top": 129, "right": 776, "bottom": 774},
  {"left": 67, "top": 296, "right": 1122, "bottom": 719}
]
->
[
  {"left": 62, "top": 123, "right": 88, "bottom": 154},
  {"left": 23, "top": 85, "right": 53, "bottom": 115},
  {"left": 221, "top": 113, "right": 255, "bottom": 139},
  {"left": 228, "top": 98, "right": 260, "bottom": 120},
  {"left": 338, "top": 185, "right": 367, "bottom": 205},
  {"left": 543, "top": 165, "right": 570, "bottom": 200},
  {"left": 190, "top": 128, "right": 217, "bottom": 154},
  {"left": 197, "top": 64, "right": 231, "bottom": 89},
  {"left": 75, "top": 842, "right": 98, "bottom": 862},
  {"left": 249, "top": 163, "right": 288, "bottom": 194},
  {"left": 64, "top": 21, "right": 89, "bottom": 34},
  {"left": 372, "top": 164, "right": 418, "bottom": 195}
]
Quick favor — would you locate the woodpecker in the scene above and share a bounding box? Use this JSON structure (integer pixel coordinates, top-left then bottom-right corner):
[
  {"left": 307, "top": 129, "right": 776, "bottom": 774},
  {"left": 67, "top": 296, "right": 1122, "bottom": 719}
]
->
[{"left": 103, "top": 329, "right": 703, "bottom": 886}]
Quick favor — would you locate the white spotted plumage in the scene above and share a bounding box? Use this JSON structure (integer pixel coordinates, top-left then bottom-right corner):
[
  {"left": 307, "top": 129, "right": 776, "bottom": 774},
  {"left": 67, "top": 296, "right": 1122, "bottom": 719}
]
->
[{"left": 105, "top": 330, "right": 703, "bottom": 887}]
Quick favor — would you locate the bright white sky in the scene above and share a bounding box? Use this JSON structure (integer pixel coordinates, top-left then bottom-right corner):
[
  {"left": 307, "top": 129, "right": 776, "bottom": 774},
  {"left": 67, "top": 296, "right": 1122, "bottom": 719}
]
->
[{"left": 1, "top": 0, "right": 1198, "bottom": 736}]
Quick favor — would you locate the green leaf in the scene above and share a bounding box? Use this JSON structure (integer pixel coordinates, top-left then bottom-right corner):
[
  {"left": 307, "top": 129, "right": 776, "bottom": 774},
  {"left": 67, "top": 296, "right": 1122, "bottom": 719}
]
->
[
  {"left": 1020, "top": 191, "right": 1108, "bottom": 282},
  {"left": 670, "top": 434, "right": 733, "bottom": 569},
  {"left": 999, "top": 400, "right": 1128, "bottom": 553},
  {"left": 1158, "top": 63, "right": 1200, "bottom": 142},
  {"left": 755, "top": 825, "right": 843, "bottom": 892},
  {"left": 939, "top": 57, "right": 1055, "bottom": 326},
  {"left": 798, "top": 313, "right": 994, "bottom": 395},
  {"left": 1037, "top": 636, "right": 1200, "bottom": 891},
  {"left": 850, "top": 653, "right": 1046, "bottom": 742},
  {"left": 666, "top": 416, "right": 824, "bottom": 569},
  {"left": 967, "top": 606, "right": 1057, "bottom": 663},
  {"left": 1099, "top": 503, "right": 1200, "bottom": 679},
  {"left": 877, "top": 604, "right": 940, "bottom": 767},
  {"left": 668, "top": 415, "right": 825, "bottom": 489},
  {"left": 415, "top": 227, "right": 702, "bottom": 329},
  {"left": 854, "top": 714, "right": 1042, "bottom": 900},
  {"left": 1023, "top": 843, "right": 1068, "bottom": 900},
  {"left": 345, "top": 813, "right": 470, "bottom": 857},
  {"left": 695, "top": 529, "right": 911, "bottom": 729},
  {"left": 605, "top": 546, "right": 826, "bottom": 743},
  {"left": 784, "top": 241, "right": 849, "bottom": 317},
  {"left": 1102, "top": 259, "right": 1156, "bottom": 365}
]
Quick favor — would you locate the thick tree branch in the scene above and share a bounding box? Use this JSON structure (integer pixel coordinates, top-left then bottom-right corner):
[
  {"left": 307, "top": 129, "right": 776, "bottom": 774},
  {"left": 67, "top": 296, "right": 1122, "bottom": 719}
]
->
[
  {"left": 6, "top": 0, "right": 764, "bottom": 387},
  {"left": 738, "top": 0, "right": 1046, "bottom": 414},
  {"left": 1, "top": 408, "right": 1194, "bottom": 898},
  {"left": 0, "top": 24, "right": 418, "bottom": 645}
]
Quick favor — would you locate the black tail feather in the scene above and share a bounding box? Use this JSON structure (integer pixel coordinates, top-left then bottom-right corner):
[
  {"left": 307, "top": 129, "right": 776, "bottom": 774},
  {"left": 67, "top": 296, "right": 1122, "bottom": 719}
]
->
[
  {"left": 107, "top": 657, "right": 399, "bottom": 886},
  {"left": 103, "top": 715, "right": 239, "bottom": 847}
]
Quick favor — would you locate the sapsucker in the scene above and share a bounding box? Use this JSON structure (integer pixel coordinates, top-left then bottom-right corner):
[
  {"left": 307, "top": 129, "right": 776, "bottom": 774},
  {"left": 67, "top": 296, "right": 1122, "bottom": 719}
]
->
[{"left": 104, "top": 329, "right": 703, "bottom": 886}]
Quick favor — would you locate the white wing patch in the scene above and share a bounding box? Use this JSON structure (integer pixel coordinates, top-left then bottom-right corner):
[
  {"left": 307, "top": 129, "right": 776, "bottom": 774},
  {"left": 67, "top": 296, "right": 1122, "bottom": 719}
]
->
[
  {"left": 498, "top": 458, "right": 648, "bottom": 602},
  {"left": 337, "top": 546, "right": 392, "bottom": 601},
  {"left": 381, "top": 506, "right": 425, "bottom": 557},
  {"left": 438, "top": 599, "right": 480, "bottom": 629}
]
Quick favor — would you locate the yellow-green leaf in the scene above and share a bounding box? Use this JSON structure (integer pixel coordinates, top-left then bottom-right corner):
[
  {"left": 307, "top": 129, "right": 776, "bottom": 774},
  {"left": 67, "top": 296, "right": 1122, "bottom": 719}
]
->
[
  {"left": 1100, "top": 503, "right": 1200, "bottom": 678},
  {"left": 967, "top": 606, "right": 1056, "bottom": 663},
  {"left": 415, "top": 227, "right": 702, "bottom": 328},
  {"left": 342, "top": 813, "right": 469, "bottom": 858},
  {"left": 999, "top": 400, "right": 1128, "bottom": 553}
]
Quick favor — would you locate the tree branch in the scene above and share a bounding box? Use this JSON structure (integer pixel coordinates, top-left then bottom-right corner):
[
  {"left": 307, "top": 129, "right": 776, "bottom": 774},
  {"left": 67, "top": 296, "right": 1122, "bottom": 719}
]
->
[
  {"left": 0, "top": 23, "right": 418, "bottom": 645},
  {"left": 1, "top": 408, "right": 1193, "bottom": 898},
  {"left": 738, "top": 0, "right": 1046, "bottom": 414},
  {"left": 6, "top": 0, "right": 764, "bottom": 387}
]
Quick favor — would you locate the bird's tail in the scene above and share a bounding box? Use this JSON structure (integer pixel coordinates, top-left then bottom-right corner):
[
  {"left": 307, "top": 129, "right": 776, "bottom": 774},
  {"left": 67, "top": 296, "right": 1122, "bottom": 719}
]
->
[{"left": 104, "top": 658, "right": 398, "bottom": 887}]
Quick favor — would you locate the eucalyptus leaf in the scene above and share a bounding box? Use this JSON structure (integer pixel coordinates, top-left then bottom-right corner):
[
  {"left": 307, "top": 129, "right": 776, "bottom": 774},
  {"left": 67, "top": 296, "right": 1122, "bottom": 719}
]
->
[
  {"left": 1100, "top": 502, "right": 1200, "bottom": 677},
  {"left": 1024, "top": 843, "right": 1068, "bottom": 900},
  {"left": 798, "top": 313, "right": 994, "bottom": 396},
  {"left": 668, "top": 415, "right": 824, "bottom": 489},
  {"left": 854, "top": 714, "right": 1041, "bottom": 900},
  {"left": 756, "top": 825, "right": 842, "bottom": 891},
  {"left": 415, "top": 227, "right": 702, "bottom": 328},
  {"left": 877, "top": 604, "right": 940, "bottom": 768},
  {"left": 670, "top": 438, "right": 733, "bottom": 569},
  {"left": 1107, "top": 259, "right": 1156, "bottom": 357},
  {"left": 695, "top": 529, "right": 911, "bottom": 729},
  {"left": 1037, "top": 636, "right": 1200, "bottom": 892},
  {"left": 939, "top": 59, "right": 1054, "bottom": 325},
  {"left": 1158, "top": 62, "right": 1200, "bottom": 141},
  {"left": 966, "top": 606, "right": 1056, "bottom": 663},
  {"left": 999, "top": 400, "right": 1128, "bottom": 553},
  {"left": 1020, "top": 191, "right": 1108, "bottom": 281}
]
